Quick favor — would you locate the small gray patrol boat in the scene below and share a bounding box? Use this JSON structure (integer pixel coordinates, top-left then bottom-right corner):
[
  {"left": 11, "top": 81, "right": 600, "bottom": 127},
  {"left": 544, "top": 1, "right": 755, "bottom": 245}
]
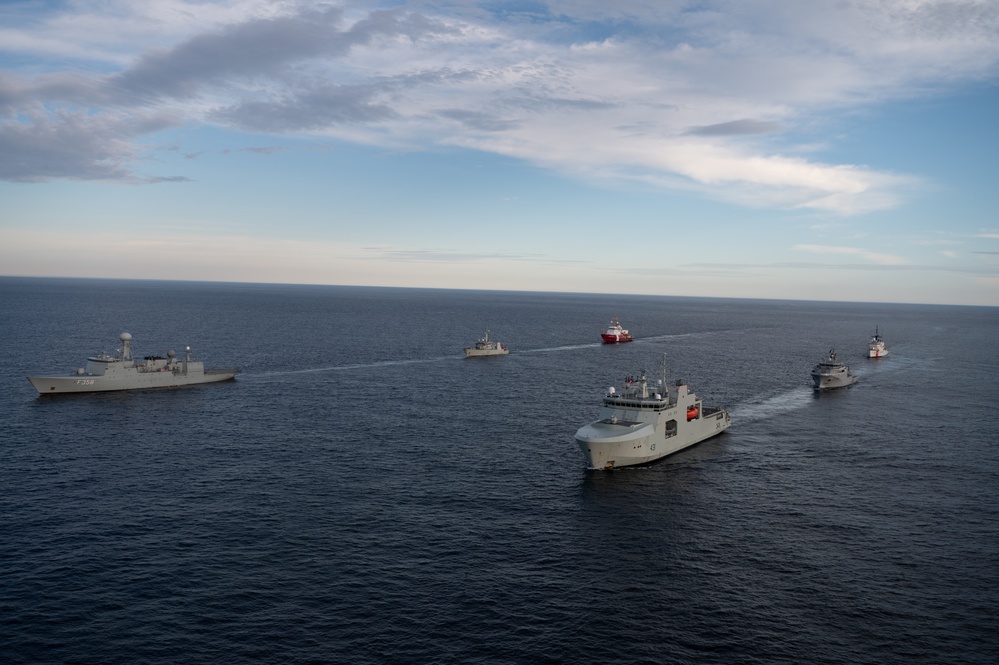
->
[
  {"left": 811, "top": 349, "right": 857, "bottom": 391},
  {"left": 27, "top": 331, "right": 238, "bottom": 394},
  {"left": 464, "top": 330, "right": 509, "bottom": 358}
]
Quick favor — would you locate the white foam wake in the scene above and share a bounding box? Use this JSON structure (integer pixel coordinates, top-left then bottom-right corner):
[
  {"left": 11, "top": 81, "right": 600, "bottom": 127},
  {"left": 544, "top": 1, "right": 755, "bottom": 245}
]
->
[
  {"left": 728, "top": 386, "right": 814, "bottom": 423},
  {"left": 247, "top": 355, "right": 458, "bottom": 378}
]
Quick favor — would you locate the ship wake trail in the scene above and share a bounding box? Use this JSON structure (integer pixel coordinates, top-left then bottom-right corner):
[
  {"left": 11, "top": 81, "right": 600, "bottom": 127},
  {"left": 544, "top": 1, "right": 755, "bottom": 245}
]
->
[
  {"left": 636, "top": 328, "right": 770, "bottom": 344},
  {"left": 634, "top": 332, "right": 700, "bottom": 343},
  {"left": 520, "top": 344, "right": 602, "bottom": 353},
  {"left": 247, "top": 356, "right": 457, "bottom": 378},
  {"left": 729, "top": 387, "right": 813, "bottom": 423}
]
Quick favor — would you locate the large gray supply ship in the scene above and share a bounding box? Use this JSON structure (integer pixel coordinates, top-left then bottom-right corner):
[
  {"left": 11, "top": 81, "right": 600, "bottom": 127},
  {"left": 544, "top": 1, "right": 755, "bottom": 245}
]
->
[
  {"left": 811, "top": 349, "right": 857, "bottom": 390},
  {"left": 28, "top": 332, "right": 238, "bottom": 394},
  {"left": 574, "top": 357, "right": 731, "bottom": 470}
]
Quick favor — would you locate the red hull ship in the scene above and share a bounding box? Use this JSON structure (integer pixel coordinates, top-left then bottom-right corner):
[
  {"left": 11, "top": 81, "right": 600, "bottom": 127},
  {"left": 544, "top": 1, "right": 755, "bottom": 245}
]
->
[{"left": 601, "top": 317, "right": 633, "bottom": 343}]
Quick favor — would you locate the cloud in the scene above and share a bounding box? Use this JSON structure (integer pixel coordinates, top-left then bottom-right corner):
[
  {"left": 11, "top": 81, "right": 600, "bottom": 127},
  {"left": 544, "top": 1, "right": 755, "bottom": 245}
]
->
[
  {"left": 222, "top": 145, "right": 328, "bottom": 155},
  {"left": 684, "top": 119, "right": 783, "bottom": 136},
  {"left": 916, "top": 238, "right": 962, "bottom": 246},
  {"left": 370, "top": 247, "right": 587, "bottom": 264},
  {"left": 0, "top": 106, "right": 181, "bottom": 182},
  {"left": 438, "top": 108, "right": 523, "bottom": 132},
  {"left": 216, "top": 80, "right": 399, "bottom": 132},
  {"left": 682, "top": 260, "right": 999, "bottom": 276},
  {"left": 1, "top": 0, "right": 997, "bottom": 209},
  {"left": 792, "top": 244, "right": 906, "bottom": 265},
  {"left": 108, "top": 6, "right": 348, "bottom": 101},
  {"left": 107, "top": 6, "right": 458, "bottom": 102}
]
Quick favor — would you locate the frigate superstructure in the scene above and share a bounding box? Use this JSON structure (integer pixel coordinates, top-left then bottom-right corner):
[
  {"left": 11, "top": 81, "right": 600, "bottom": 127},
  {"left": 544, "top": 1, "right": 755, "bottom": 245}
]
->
[
  {"left": 27, "top": 332, "right": 238, "bottom": 394},
  {"left": 574, "top": 356, "right": 730, "bottom": 469}
]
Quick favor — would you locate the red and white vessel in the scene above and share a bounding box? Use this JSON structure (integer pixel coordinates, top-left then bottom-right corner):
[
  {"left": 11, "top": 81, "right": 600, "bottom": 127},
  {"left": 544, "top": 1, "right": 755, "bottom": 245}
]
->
[
  {"left": 867, "top": 326, "right": 889, "bottom": 358},
  {"left": 601, "top": 317, "right": 633, "bottom": 344}
]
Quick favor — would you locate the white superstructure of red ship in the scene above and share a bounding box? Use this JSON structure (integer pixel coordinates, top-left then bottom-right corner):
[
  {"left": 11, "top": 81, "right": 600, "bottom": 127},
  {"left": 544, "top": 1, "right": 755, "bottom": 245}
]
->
[{"left": 601, "top": 317, "right": 633, "bottom": 344}]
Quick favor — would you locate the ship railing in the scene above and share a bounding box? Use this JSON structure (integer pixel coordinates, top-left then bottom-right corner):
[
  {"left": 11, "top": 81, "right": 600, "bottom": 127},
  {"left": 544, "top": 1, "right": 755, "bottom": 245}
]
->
[{"left": 603, "top": 397, "right": 671, "bottom": 411}]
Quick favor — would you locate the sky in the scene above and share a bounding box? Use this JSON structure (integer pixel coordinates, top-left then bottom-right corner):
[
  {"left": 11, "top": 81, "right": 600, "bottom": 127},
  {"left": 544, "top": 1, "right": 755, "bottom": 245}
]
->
[{"left": 1, "top": 0, "right": 998, "bottom": 306}]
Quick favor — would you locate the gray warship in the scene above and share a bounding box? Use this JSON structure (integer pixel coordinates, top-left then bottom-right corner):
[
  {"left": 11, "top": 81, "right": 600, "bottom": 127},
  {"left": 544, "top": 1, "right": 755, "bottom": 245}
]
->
[
  {"left": 464, "top": 330, "right": 509, "bottom": 358},
  {"left": 811, "top": 349, "right": 857, "bottom": 391},
  {"left": 27, "top": 332, "right": 238, "bottom": 394},
  {"left": 574, "top": 356, "right": 731, "bottom": 470}
]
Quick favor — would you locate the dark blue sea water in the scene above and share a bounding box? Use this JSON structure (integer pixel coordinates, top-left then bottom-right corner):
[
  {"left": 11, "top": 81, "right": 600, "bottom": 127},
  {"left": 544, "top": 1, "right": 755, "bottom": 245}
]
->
[{"left": 1, "top": 277, "right": 997, "bottom": 664}]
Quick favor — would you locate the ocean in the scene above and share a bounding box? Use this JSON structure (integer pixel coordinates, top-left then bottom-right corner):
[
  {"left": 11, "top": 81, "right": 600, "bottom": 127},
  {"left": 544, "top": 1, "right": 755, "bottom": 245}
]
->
[{"left": 1, "top": 277, "right": 997, "bottom": 664}]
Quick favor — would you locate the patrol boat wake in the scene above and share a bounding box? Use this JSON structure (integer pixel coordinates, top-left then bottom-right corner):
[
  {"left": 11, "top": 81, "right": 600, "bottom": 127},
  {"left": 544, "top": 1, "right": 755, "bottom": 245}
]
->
[
  {"left": 574, "top": 356, "right": 731, "bottom": 470},
  {"left": 27, "top": 332, "right": 239, "bottom": 394}
]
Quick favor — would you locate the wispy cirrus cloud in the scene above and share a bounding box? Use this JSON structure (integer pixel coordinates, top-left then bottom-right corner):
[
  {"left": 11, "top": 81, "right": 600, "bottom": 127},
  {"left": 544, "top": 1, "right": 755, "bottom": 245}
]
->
[
  {"left": 680, "top": 261, "right": 999, "bottom": 276},
  {"left": 368, "top": 247, "right": 587, "bottom": 264},
  {"left": 792, "top": 244, "right": 906, "bottom": 265},
  {"left": 684, "top": 119, "right": 784, "bottom": 137}
]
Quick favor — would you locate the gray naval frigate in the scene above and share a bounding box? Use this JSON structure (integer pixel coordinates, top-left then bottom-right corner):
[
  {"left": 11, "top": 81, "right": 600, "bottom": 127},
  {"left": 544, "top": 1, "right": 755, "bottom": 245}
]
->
[
  {"left": 574, "top": 356, "right": 731, "bottom": 470},
  {"left": 27, "top": 332, "right": 238, "bottom": 394},
  {"left": 811, "top": 349, "right": 857, "bottom": 391}
]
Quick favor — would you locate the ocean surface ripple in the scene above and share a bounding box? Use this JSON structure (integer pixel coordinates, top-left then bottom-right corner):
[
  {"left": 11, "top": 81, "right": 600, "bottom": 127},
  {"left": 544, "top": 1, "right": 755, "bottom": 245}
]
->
[{"left": 1, "top": 278, "right": 997, "bottom": 664}]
